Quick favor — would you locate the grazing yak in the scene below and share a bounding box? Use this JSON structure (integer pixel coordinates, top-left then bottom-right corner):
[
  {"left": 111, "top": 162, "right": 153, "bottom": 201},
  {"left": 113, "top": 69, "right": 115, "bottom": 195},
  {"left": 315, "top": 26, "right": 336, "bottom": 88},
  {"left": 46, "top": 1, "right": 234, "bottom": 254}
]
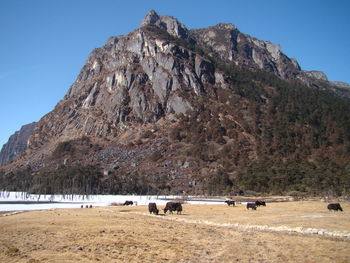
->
[
  {"left": 327, "top": 203, "right": 343, "bottom": 211},
  {"left": 123, "top": 200, "right": 134, "bottom": 206},
  {"left": 163, "top": 202, "right": 182, "bottom": 214},
  {"left": 148, "top": 203, "right": 159, "bottom": 215},
  {"left": 247, "top": 202, "right": 257, "bottom": 210},
  {"left": 255, "top": 200, "right": 266, "bottom": 206},
  {"left": 225, "top": 200, "right": 236, "bottom": 206}
]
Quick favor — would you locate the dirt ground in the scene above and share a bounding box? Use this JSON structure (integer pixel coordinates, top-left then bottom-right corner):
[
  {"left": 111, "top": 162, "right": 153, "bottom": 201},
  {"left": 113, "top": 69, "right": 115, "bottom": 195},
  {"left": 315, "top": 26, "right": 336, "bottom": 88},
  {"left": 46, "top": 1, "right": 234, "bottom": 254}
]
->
[{"left": 1, "top": 201, "right": 350, "bottom": 263}]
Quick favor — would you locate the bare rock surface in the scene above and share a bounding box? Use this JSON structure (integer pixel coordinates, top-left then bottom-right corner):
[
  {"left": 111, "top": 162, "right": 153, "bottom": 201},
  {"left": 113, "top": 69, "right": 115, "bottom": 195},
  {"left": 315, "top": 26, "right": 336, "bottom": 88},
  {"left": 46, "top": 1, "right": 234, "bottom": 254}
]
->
[{"left": 0, "top": 122, "right": 36, "bottom": 166}]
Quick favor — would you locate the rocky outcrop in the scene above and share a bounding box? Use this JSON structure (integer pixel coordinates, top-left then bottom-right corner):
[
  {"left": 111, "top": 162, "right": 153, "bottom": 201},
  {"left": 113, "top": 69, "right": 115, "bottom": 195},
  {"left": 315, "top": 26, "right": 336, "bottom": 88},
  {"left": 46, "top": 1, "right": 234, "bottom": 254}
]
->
[
  {"left": 25, "top": 10, "right": 350, "bottom": 149},
  {"left": 0, "top": 122, "right": 36, "bottom": 166},
  {"left": 331, "top": 81, "right": 350, "bottom": 89},
  {"left": 304, "top": 70, "right": 328, "bottom": 81},
  {"left": 190, "top": 23, "right": 304, "bottom": 81},
  {"left": 140, "top": 9, "right": 189, "bottom": 40},
  {"left": 28, "top": 11, "right": 221, "bottom": 148}
]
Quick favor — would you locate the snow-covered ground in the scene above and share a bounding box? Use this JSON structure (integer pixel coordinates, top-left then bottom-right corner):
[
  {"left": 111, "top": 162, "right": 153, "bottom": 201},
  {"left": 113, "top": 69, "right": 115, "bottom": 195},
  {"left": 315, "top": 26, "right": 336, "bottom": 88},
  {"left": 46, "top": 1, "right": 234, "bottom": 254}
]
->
[{"left": 0, "top": 191, "right": 225, "bottom": 212}]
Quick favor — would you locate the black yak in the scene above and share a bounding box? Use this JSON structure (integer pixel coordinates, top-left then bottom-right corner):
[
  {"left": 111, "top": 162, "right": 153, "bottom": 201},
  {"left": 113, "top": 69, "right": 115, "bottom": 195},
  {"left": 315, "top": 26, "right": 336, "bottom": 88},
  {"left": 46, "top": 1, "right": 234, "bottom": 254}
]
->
[
  {"left": 247, "top": 203, "right": 257, "bottom": 210},
  {"left": 123, "top": 201, "right": 133, "bottom": 206},
  {"left": 148, "top": 203, "right": 159, "bottom": 215},
  {"left": 327, "top": 203, "right": 343, "bottom": 211},
  {"left": 225, "top": 200, "right": 236, "bottom": 206},
  {"left": 255, "top": 201, "right": 266, "bottom": 206},
  {"left": 163, "top": 202, "right": 182, "bottom": 214}
]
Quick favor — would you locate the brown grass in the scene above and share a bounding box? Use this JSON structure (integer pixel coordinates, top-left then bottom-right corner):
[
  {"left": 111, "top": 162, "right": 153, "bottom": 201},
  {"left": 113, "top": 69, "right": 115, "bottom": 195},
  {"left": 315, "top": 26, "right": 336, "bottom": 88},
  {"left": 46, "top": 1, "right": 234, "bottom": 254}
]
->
[{"left": 0, "top": 202, "right": 349, "bottom": 262}]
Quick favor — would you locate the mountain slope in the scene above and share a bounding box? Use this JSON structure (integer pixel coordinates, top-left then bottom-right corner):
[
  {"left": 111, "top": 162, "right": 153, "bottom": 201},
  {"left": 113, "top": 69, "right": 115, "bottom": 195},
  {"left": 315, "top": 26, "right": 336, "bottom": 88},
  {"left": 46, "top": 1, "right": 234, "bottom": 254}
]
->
[
  {"left": 1, "top": 10, "right": 350, "bottom": 196},
  {"left": 0, "top": 122, "right": 36, "bottom": 166}
]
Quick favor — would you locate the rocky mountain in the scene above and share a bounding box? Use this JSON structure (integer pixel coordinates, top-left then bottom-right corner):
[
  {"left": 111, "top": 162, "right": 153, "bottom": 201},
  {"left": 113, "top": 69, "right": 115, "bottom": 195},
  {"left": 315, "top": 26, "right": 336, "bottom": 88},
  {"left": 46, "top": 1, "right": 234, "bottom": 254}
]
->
[
  {"left": 0, "top": 122, "right": 36, "bottom": 166},
  {"left": 1, "top": 10, "right": 350, "bottom": 196}
]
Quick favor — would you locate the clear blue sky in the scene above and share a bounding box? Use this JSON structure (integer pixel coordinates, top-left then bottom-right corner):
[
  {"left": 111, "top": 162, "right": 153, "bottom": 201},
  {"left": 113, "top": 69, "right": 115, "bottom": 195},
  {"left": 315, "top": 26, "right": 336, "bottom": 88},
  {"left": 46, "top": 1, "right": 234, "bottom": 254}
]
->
[{"left": 1, "top": 0, "right": 350, "bottom": 148}]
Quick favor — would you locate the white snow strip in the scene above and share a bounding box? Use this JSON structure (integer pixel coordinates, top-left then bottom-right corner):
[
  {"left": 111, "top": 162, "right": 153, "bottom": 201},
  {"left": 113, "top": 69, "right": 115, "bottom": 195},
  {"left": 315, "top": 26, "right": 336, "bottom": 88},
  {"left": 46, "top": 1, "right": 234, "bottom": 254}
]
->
[{"left": 0, "top": 191, "right": 224, "bottom": 212}]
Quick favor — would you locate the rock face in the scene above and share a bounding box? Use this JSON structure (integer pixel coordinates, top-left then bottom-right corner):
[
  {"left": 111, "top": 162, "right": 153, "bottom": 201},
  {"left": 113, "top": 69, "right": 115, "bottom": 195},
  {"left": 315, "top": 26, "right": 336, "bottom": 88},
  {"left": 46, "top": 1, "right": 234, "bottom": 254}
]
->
[
  {"left": 331, "top": 81, "right": 350, "bottom": 89},
  {"left": 304, "top": 70, "right": 328, "bottom": 81},
  {"left": 140, "top": 10, "right": 189, "bottom": 39},
  {"left": 28, "top": 11, "right": 218, "bottom": 147},
  {"left": 190, "top": 23, "right": 302, "bottom": 80},
  {"left": 27, "top": 10, "right": 345, "bottom": 149},
  {"left": 0, "top": 122, "right": 36, "bottom": 166}
]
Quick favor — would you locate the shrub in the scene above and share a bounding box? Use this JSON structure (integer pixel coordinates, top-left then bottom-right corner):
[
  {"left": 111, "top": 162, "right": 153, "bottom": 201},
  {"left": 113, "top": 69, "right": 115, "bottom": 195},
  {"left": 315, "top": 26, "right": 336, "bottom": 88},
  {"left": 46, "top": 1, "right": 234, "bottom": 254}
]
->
[
  {"left": 150, "top": 151, "right": 162, "bottom": 162},
  {"left": 141, "top": 130, "right": 155, "bottom": 139}
]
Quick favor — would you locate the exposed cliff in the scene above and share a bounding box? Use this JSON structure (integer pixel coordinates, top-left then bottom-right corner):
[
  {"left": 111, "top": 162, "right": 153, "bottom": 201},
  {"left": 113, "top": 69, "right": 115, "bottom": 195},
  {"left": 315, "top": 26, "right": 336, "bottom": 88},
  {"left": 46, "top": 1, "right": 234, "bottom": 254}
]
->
[
  {"left": 190, "top": 23, "right": 301, "bottom": 81},
  {"left": 0, "top": 122, "right": 36, "bottom": 166},
  {"left": 26, "top": 10, "right": 349, "bottom": 149},
  {"left": 27, "top": 12, "right": 217, "bottom": 147}
]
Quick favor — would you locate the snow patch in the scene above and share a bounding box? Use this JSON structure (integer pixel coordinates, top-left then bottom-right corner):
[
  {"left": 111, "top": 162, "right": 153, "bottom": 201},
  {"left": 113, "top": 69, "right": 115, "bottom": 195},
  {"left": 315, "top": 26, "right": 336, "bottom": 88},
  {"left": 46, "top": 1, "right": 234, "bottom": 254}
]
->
[{"left": 0, "top": 191, "right": 224, "bottom": 212}]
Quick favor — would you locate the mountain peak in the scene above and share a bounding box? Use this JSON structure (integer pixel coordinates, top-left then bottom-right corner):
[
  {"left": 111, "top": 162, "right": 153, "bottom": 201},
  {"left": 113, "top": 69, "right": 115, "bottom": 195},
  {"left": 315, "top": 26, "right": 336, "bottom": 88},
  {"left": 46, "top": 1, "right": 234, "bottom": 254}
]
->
[
  {"left": 141, "top": 10, "right": 160, "bottom": 26},
  {"left": 140, "top": 10, "right": 188, "bottom": 39}
]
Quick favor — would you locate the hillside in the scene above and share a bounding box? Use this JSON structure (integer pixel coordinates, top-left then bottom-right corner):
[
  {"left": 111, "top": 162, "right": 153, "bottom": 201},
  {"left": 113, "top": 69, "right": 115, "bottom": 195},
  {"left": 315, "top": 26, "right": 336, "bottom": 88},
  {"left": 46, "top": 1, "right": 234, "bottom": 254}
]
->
[
  {"left": 1, "top": 10, "right": 350, "bottom": 196},
  {"left": 0, "top": 122, "right": 36, "bottom": 166}
]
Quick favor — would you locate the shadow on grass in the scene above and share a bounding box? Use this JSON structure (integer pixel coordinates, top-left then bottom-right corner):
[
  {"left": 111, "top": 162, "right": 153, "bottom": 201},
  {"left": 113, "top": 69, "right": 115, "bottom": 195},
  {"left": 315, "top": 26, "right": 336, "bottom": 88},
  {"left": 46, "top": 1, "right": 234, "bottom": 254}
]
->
[{"left": 162, "top": 213, "right": 190, "bottom": 216}]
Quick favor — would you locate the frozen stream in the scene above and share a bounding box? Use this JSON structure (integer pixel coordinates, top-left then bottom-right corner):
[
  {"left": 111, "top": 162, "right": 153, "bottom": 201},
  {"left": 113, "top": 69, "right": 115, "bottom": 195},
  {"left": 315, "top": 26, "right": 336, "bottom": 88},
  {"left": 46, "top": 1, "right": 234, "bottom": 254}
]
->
[{"left": 0, "top": 191, "right": 225, "bottom": 212}]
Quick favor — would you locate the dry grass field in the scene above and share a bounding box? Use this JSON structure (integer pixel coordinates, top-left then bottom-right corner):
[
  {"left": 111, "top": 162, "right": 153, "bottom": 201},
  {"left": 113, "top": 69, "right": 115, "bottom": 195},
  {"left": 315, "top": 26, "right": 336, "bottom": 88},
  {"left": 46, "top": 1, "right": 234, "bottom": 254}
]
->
[{"left": 1, "top": 201, "right": 350, "bottom": 263}]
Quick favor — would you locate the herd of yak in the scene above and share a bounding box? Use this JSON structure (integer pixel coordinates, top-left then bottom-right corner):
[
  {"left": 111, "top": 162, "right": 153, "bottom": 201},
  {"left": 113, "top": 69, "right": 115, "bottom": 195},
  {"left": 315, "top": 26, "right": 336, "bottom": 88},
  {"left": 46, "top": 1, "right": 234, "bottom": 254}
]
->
[
  {"left": 121, "top": 200, "right": 344, "bottom": 215},
  {"left": 122, "top": 200, "right": 182, "bottom": 214}
]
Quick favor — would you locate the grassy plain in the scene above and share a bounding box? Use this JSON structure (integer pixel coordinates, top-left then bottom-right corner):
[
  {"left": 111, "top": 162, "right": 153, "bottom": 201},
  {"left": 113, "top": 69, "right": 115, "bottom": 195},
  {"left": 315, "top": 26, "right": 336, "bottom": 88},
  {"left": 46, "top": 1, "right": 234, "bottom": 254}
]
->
[{"left": 0, "top": 201, "right": 349, "bottom": 263}]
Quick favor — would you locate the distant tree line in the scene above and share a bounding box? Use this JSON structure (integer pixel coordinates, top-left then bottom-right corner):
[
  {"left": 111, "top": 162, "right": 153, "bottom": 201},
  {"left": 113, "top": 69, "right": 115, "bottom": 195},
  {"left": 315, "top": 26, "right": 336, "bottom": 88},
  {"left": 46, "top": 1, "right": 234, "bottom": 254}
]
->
[
  {"left": 0, "top": 165, "right": 173, "bottom": 195},
  {"left": 236, "top": 159, "right": 350, "bottom": 196},
  {"left": 0, "top": 165, "right": 101, "bottom": 195}
]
